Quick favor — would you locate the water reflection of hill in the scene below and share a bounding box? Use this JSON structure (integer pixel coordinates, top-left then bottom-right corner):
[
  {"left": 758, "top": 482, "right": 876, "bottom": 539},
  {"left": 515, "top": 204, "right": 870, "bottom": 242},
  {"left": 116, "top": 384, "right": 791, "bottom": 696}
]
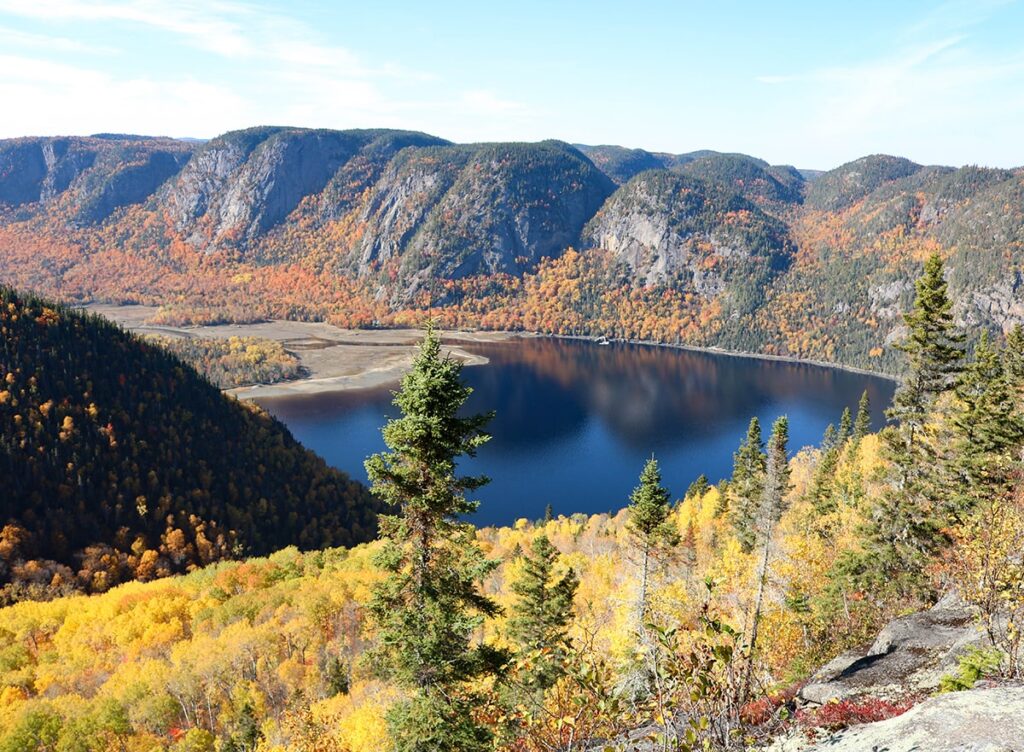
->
[
  {"left": 459, "top": 338, "right": 893, "bottom": 451},
  {"left": 260, "top": 336, "right": 896, "bottom": 525}
]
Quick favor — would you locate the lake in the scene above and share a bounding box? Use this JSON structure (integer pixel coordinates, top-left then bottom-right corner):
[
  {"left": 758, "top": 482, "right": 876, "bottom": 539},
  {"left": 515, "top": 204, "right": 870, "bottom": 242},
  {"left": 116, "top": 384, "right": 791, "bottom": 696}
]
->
[{"left": 257, "top": 337, "right": 896, "bottom": 527}]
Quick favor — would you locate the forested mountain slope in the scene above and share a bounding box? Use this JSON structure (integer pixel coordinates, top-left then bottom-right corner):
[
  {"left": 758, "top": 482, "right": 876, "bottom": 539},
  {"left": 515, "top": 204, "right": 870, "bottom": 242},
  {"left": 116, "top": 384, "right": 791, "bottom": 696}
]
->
[
  {"left": 1, "top": 127, "right": 1023, "bottom": 372},
  {"left": 0, "top": 288, "right": 381, "bottom": 600}
]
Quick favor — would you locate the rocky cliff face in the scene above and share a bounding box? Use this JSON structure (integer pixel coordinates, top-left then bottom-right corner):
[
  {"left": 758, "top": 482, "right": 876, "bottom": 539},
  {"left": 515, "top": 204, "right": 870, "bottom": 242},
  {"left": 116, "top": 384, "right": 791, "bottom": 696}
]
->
[
  {"left": 0, "top": 138, "right": 96, "bottom": 207},
  {"left": 350, "top": 145, "right": 473, "bottom": 275},
  {"left": 0, "top": 136, "right": 193, "bottom": 219},
  {"left": 402, "top": 141, "right": 615, "bottom": 279},
  {"left": 582, "top": 170, "right": 792, "bottom": 302},
  {"left": 151, "top": 130, "right": 616, "bottom": 288},
  {"left": 160, "top": 127, "right": 382, "bottom": 249}
]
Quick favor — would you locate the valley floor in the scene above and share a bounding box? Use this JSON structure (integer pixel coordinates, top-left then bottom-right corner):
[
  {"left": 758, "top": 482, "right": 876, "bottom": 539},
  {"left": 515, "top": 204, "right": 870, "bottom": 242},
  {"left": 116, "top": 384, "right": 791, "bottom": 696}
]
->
[
  {"left": 84, "top": 304, "right": 513, "bottom": 397},
  {"left": 87, "top": 304, "right": 896, "bottom": 401}
]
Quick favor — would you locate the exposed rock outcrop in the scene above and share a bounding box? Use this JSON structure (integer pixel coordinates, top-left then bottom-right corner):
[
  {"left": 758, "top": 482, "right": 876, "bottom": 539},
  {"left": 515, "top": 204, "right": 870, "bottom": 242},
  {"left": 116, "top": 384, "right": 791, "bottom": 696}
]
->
[
  {"left": 401, "top": 141, "right": 614, "bottom": 282},
  {"left": 162, "top": 127, "right": 372, "bottom": 248},
  {"left": 778, "top": 686, "right": 1024, "bottom": 752},
  {"left": 0, "top": 137, "right": 96, "bottom": 206},
  {"left": 799, "top": 593, "right": 988, "bottom": 705},
  {"left": 582, "top": 170, "right": 792, "bottom": 298},
  {"left": 4, "top": 128, "right": 1024, "bottom": 369},
  {"left": 350, "top": 145, "right": 475, "bottom": 274}
]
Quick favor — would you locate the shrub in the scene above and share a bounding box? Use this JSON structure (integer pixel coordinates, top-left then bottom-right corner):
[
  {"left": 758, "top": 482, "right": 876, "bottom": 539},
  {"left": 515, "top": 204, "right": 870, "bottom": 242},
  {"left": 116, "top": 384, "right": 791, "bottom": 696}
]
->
[
  {"left": 939, "top": 647, "right": 1004, "bottom": 692},
  {"left": 797, "top": 696, "right": 916, "bottom": 733}
]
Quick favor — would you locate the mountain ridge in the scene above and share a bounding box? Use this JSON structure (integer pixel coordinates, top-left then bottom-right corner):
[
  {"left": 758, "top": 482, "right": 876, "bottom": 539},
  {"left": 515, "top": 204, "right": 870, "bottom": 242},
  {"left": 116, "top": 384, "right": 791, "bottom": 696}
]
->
[{"left": 2, "top": 126, "right": 1024, "bottom": 374}]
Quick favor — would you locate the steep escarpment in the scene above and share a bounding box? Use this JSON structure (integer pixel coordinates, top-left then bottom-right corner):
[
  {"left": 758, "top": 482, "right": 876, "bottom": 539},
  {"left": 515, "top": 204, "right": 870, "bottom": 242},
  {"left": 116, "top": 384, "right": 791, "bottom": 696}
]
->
[
  {"left": 0, "top": 135, "right": 194, "bottom": 221},
  {"left": 160, "top": 127, "right": 417, "bottom": 250},
  {"left": 347, "top": 144, "right": 475, "bottom": 276},
  {"left": 398, "top": 141, "right": 615, "bottom": 281},
  {"left": 582, "top": 170, "right": 792, "bottom": 306}
]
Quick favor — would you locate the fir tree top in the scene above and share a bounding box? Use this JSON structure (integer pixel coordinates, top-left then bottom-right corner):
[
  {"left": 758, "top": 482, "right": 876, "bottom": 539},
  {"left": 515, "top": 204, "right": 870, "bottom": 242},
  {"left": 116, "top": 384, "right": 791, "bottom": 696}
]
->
[{"left": 627, "top": 457, "right": 678, "bottom": 548}]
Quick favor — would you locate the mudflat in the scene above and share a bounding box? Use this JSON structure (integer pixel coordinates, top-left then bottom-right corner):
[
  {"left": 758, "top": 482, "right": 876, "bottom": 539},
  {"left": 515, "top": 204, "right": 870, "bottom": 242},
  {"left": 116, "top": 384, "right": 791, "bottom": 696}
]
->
[{"left": 84, "top": 304, "right": 520, "bottom": 398}]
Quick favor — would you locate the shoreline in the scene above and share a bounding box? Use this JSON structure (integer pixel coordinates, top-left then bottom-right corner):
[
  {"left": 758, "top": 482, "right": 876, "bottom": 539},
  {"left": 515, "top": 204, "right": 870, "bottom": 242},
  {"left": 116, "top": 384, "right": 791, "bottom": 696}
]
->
[
  {"left": 228, "top": 343, "right": 491, "bottom": 399},
  {"left": 239, "top": 331, "right": 898, "bottom": 400},
  {"left": 83, "top": 304, "right": 898, "bottom": 398},
  {"left": 533, "top": 332, "right": 899, "bottom": 382}
]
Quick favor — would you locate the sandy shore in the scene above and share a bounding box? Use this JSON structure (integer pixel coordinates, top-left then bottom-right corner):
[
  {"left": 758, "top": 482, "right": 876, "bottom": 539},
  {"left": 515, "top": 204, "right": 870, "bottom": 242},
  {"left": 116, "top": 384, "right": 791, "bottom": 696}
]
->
[
  {"left": 85, "top": 303, "right": 895, "bottom": 398},
  {"left": 84, "top": 304, "right": 521, "bottom": 398}
]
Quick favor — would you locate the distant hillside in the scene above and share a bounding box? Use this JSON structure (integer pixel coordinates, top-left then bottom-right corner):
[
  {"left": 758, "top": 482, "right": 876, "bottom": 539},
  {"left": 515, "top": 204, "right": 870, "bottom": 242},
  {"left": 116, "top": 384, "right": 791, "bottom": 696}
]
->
[
  {"left": 581, "top": 170, "right": 791, "bottom": 295},
  {"left": 1, "top": 127, "right": 1024, "bottom": 372},
  {"left": 0, "top": 287, "right": 381, "bottom": 600}
]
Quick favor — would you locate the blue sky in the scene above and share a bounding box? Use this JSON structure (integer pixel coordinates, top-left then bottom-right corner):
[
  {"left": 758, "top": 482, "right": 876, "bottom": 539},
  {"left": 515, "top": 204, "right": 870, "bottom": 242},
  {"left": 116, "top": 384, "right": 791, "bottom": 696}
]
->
[{"left": 1, "top": 0, "right": 1022, "bottom": 168}]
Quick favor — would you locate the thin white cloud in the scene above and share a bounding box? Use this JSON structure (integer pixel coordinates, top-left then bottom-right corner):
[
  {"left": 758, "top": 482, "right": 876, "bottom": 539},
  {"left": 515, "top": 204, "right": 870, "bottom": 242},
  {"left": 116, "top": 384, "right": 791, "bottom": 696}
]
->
[
  {"left": 0, "top": 0, "right": 537, "bottom": 141},
  {"left": 0, "top": 0, "right": 253, "bottom": 57},
  {"left": 459, "top": 89, "right": 526, "bottom": 115},
  {"left": 750, "top": 0, "right": 1024, "bottom": 167},
  {"left": 0, "top": 24, "right": 117, "bottom": 54}
]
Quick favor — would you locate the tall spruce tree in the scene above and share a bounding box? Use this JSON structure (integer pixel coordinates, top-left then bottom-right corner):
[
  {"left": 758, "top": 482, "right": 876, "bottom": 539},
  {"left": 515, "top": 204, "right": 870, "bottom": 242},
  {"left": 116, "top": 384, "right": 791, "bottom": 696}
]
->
[
  {"left": 1004, "top": 324, "right": 1024, "bottom": 389},
  {"left": 810, "top": 418, "right": 843, "bottom": 518},
  {"left": 838, "top": 407, "right": 853, "bottom": 443},
  {"left": 821, "top": 423, "right": 839, "bottom": 453},
  {"left": 743, "top": 416, "right": 790, "bottom": 699},
  {"left": 508, "top": 534, "right": 579, "bottom": 692},
  {"left": 627, "top": 457, "right": 680, "bottom": 624},
  {"left": 365, "top": 325, "right": 504, "bottom": 752},
  {"left": 885, "top": 253, "right": 965, "bottom": 478},
  {"left": 848, "top": 255, "right": 964, "bottom": 601},
  {"left": 852, "top": 390, "right": 872, "bottom": 444},
  {"left": 950, "top": 332, "right": 1024, "bottom": 518},
  {"left": 729, "top": 418, "right": 767, "bottom": 552}
]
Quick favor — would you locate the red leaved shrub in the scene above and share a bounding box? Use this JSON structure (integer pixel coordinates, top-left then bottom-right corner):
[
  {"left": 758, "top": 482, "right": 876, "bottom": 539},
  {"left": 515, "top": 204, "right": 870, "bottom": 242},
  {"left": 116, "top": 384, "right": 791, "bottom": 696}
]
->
[
  {"left": 798, "top": 696, "right": 917, "bottom": 733},
  {"left": 740, "top": 682, "right": 804, "bottom": 726}
]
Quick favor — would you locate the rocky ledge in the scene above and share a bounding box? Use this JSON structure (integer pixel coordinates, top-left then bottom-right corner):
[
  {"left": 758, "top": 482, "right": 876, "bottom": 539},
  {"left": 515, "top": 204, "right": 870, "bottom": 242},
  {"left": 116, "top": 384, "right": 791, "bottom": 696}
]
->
[
  {"left": 775, "top": 685, "right": 1024, "bottom": 752},
  {"left": 799, "top": 592, "right": 987, "bottom": 705}
]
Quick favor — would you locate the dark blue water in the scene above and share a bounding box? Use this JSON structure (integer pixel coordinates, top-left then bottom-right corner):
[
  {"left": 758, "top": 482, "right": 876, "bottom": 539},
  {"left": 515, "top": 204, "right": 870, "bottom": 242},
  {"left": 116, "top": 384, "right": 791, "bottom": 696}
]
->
[{"left": 258, "top": 338, "right": 895, "bottom": 526}]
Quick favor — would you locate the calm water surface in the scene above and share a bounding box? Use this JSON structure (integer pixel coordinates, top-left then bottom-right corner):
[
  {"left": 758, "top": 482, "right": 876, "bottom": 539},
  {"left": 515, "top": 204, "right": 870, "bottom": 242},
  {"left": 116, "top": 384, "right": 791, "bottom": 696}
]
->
[{"left": 258, "top": 338, "right": 895, "bottom": 527}]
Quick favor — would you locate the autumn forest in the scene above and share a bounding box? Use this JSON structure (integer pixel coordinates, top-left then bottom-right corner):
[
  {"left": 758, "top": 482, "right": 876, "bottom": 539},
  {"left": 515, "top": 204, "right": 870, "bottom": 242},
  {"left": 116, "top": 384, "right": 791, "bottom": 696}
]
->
[{"left": 3, "top": 124, "right": 1024, "bottom": 751}]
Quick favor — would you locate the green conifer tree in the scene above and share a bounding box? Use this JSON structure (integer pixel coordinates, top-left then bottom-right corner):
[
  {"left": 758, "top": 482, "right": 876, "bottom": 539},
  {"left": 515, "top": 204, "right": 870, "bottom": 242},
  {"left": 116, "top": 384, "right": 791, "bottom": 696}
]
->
[
  {"left": 743, "top": 416, "right": 790, "bottom": 699},
  {"left": 852, "top": 390, "right": 872, "bottom": 444},
  {"left": 685, "top": 474, "right": 710, "bottom": 502},
  {"left": 1003, "top": 324, "right": 1024, "bottom": 389},
  {"left": 885, "top": 253, "right": 965, "bottom": 477},
  {"left": 844, "top": 255, "right": 964, "bottom": 601},
  {"left": 364, "top": 325, "right": 504, "bottom": 752},
  {"left": 729, "top": 418, "right": 767, "bottom": 552},
  {"left": 838, "top": 407, "right": 853, "bottom": 443},
  {"left": 821, "top": 423, "right": 838, "bottom": 453},
  {"left": 810, "top": 423, "right": 842, "bottom": 518},
  {"left": 627, "top": 457, "right": 680, "bottom": 623},
  {"left": 950, "top": 332, "right": 1024, "bottom": 518},
  {"left": 508, "top": 534, "right": 579, "bottom": 692}
]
